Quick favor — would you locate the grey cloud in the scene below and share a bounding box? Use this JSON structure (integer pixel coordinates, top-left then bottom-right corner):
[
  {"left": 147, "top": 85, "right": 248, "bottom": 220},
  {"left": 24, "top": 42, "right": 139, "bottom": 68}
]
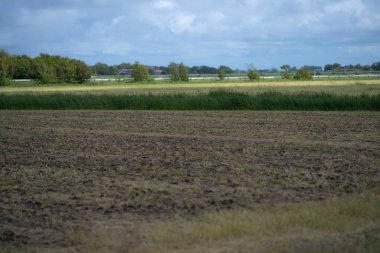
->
[{"left": 0, "top": 0, "right": 379, "bottom": 68}]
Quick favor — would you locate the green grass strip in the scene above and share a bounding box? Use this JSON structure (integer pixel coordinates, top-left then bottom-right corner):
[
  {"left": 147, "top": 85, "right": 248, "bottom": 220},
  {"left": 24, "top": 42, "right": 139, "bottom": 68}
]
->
[{"left": 1, "top": 91, "right": 379, "bottom": 110}]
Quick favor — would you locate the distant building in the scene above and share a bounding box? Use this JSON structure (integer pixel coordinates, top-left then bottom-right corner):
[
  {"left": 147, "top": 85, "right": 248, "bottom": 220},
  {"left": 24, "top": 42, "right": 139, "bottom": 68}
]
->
[
  {"left": 119, "top": 69, "right": 132, "bottom": 75},
  {"left": 153, "top": 69, "right": 163, "bottom": 75}
]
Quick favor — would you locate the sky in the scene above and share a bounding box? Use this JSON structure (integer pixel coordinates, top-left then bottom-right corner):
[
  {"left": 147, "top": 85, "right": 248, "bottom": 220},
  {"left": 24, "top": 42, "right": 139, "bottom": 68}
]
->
[{"left": 0, "top": 0, "right": 379, "bottom": 69}]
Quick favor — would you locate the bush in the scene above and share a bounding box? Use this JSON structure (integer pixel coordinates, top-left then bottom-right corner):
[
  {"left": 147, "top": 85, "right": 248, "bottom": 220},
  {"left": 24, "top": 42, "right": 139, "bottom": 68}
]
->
[
  {"left": 179, "top": 63, "right": 189, "bottom": 82},
  {"left": 248, "top": 70, "right": 260, "bottom": 80},
  {"left": 281, "top": 72, "right": 292, "bottom": 80},
  {"left": 294, "top": 67, "right": 313, "bottom": 80},
  {"left": 168, "top": 62, "right": 189, "bottom": 82},
  {"left": 131, "top": 62, "right": 149, "bottom": 82},
  {"left": 74, "top": 60, "right": 92, "bottom": 83},
  {"left": 0, "top": 60, "right": 11, "bottom": 86},
  {"left": 0, "top": 76, "right": 11, "bottom": 86},
  {"left": 0, "top": 53, "right": 92, "bottom": 84},
  {"left": 218, "top": 67, "right": 226, "bottom": 80},
  {"left": 32, "top": 58, "right": 56, "bottom": 84}
]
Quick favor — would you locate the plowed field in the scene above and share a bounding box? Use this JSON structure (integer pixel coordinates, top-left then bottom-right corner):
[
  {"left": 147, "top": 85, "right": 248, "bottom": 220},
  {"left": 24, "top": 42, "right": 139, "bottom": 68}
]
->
[{"left": 1, "top": 111, "right": 379, "bottom": 252}]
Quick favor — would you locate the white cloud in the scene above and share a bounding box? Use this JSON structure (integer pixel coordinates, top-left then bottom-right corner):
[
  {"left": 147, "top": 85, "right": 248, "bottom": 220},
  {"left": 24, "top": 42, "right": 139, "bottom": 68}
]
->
[
  {"left": 209, "top": 11, "right": 226, "bottom": 23},
  {"left": 338, "top": 45, "right": 380, "bottom": 56},
  {"left": 154, "top": 0, "right": 176, "bottom": 9},
  {"left": 169, "top": 12, "right": 196, "bottom": 33},
  {"left": 2, "top": 0, "right": 380, "bottom": 67},
  {"left": 358, "top": 14, "right": 380, "bottom": 30},
  {"left": 297, "top": 13, "right": 323, "bottom": 27},
  {"left": 139, "top": 1, "right": 230, "bottom": 35},
  {"left": 324, "top": 0, "right": 380, "bottom": 30},
  {"left": 223, "top": 41, "right": 251, "bottom": 50},
  {"left": 18, "top": 7, "right": 80, "bottom": 27},
  {"left": 112, "top": 15, "right": 126, "bottom": 25},
  {"left": 101, "top": 43, "right": 131, "bottom": 56},
  {"left": 139, "top": 1, "right": 197, "bottom": 34},
  {"left": 325, "top": 0, "right": 365, "bottom": 16}
]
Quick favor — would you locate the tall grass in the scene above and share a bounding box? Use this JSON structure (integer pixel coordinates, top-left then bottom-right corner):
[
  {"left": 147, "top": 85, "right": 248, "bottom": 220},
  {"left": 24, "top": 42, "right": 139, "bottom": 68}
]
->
[
  {"left": 75, "top": 192, "right": 380, "bottom": 253},
  {"left": 1, "top": 90, "right": 379, "bottom": 110},
  {"left": 136, "top": 192, "right": 380, "bottom": 253}
]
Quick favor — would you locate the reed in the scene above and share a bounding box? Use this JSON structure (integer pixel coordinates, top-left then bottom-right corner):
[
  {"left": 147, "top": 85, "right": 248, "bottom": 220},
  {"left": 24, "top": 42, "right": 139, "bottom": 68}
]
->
[{"left": 1, "top": 90, "right": 379, "bottom": 110}]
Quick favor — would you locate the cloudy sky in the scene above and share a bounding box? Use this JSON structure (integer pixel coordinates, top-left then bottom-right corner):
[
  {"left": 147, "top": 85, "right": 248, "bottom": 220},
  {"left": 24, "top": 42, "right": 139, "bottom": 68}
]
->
[{"left": 1, "top": 0, "right": 379, "bottom": 68}]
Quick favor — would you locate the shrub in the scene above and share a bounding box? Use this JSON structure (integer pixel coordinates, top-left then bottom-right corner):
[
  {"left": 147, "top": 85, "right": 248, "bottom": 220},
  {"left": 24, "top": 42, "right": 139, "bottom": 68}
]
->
[
  {"left": 131, "top": 62, "right": 149, "bottom": 82},
  {"left": 281, "top": 72, "right": 292, "bottom": 80},
  {"left": 218, "top": 67, "right": 226, "bottom": 80},
  {"left": 168, "top": 62, "right": 189, "bottom": 82},
  {"left": 248, "top": 70, "right": 260, "bottom": 80},
  {"left": 0, "top": 60, "right": 11, "bottom": 86},
  {"left": 179, "top": 63, "right": 189, "bottom": 82},
  {"left": 0, "top": 76, "right": 11, "bottom": 86},
  {"left": 294, "top": 67, "right": 313, "bottom": 80},
  {"left": 74, "top": 60, "right": 92, "bottom": 83}
]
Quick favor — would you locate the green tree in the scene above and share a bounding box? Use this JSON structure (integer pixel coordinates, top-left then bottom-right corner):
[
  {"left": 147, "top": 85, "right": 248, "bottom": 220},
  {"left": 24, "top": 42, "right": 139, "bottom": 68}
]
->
[
  {"left": 247, "top": 64, "right": 260, "bottom": 81},
  {"left": 73, "top": 60, "right": 92, "bottom": 83},
  {"left": 131, "top": 62, "right": 149, "bottom": 82},
  {"left": 0, "top": 52, "right": 92, "bottom": 84},
  {"left": 294, "top": 67, "right": 313, "bottom": 80},
  {"left": 332, "top": 63, "right": 341, "bottom": 71},
  {"left": 372, "top": 62, "right": 380, "bottom": 71},
  {"left": 168, "top": 62, "right": 180, "bottom": 81},
  {"left": 168, "top": 62, "right": 189, "bottom": 81},
  {"left": 248, "top": 70, "right": 260, "bottom": 80},
  {"left": 324, "top": 64, "right": 333, "bottom": 71},
  {"left": 282, "top": 72, "right": 292, "bottom": 79},
  {"left": 13, "top": 55, "right": 32, "bottom": 79},
  {"left": 32, "top": 54, "right": 86, "bottom": 83},
  {"left": 280, "top": 64, "right": 290, "bottom": 72},
  {"left": 280, "top": 64, "right": 292, "bottom": 79},
  {"left": 219, "top": 65, "right": 233, "bottom": 74},
  {"left": 0, "top": 49, "right": 9, "bottom": 58},
  {"left": 0, "top": 59, "right": 11, "bottom": 86},
  {"left": 56, "top": 57, "right": 76, "bottom": 83},
  {"left": 178, "top": 63, "right": 189, "bottom": 81},
  {"left": 32, "top": 56, "right": 57, "bottom": 84},
  {"left": 1, "top": 56, "right": 16, "bottom": 78},
  {"left": 218, "top": 66, "right": 226, "bottom": 80},
  {"left": 93, "top": 62, "right": 111, "bottom": 75}
]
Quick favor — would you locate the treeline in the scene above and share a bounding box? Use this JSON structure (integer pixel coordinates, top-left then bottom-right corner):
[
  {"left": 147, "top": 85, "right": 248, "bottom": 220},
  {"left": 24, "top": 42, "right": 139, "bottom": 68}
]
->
[
  {"left": 324, "top": 62, "right": 380, "bottom": 72},
  {"left": 91, "top": 62, "right": 318, "bottom": 76},
  {"left": 0, "top": 50, "right": 92, "bottom": 85},
  {"left": 92, "top": 62, "right": 380, "bottom": 76},
  {"left": 90, "top": 62, "right": 313, "bottom": 76},
  {"left": 189, "top": 65, "right": 234, "bottom": 75},
  {"left": 1, "top": 49, "right": 380, "bottom": 85},
  {"left": 91, "top": 62, "right": 235, "bottom": 76}
]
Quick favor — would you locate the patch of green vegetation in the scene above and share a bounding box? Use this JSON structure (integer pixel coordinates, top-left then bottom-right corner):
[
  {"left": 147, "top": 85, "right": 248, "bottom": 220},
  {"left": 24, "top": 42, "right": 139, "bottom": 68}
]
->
[
  {"left": 1, "top": 90, "right": 379, "bottom": 110},
  {"left": 138, "top": 192, "right": 380, "bottom": 253},
  {"left": 9, "top": 167, "right": 84, "bottom": 194},
  {"left": 0, "top": 178, "right": 16, "bottom": 188},
  {"left": 0, "top": 245, "right": 36, "bottom": 253}
]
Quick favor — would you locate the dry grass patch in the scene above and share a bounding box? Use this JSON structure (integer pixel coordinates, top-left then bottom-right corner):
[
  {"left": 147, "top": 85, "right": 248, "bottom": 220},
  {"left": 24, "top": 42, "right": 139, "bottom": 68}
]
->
[
  {"left": 1, "top": 79, "right": 380, "bottom": 95},
  {"left": 132, "top": 191, "right": 380, "bottom": 253}
]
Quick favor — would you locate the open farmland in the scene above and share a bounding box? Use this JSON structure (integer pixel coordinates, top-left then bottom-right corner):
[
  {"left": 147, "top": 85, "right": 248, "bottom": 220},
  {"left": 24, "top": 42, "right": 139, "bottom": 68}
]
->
[
  {"left": 1, "top": 80, "right": 380, "bottom": 111},
  {"left": 1, "top": 79, "right": 380, "bottom": 96},
  {"left": 1, "top": 111, "right": 379, "bottom": 252}
]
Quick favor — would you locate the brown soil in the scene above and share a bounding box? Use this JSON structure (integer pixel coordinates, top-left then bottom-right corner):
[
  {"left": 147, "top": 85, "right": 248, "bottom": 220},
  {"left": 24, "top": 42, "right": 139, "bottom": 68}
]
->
[{"left": 0, "top": 111, "right": 379, "bottom": 252}]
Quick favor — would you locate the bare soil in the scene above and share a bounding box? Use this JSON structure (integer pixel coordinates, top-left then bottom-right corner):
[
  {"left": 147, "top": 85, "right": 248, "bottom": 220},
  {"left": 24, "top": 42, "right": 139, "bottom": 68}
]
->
[{"left": 0, "top": 111, "right": 379, "bottom": 252}]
